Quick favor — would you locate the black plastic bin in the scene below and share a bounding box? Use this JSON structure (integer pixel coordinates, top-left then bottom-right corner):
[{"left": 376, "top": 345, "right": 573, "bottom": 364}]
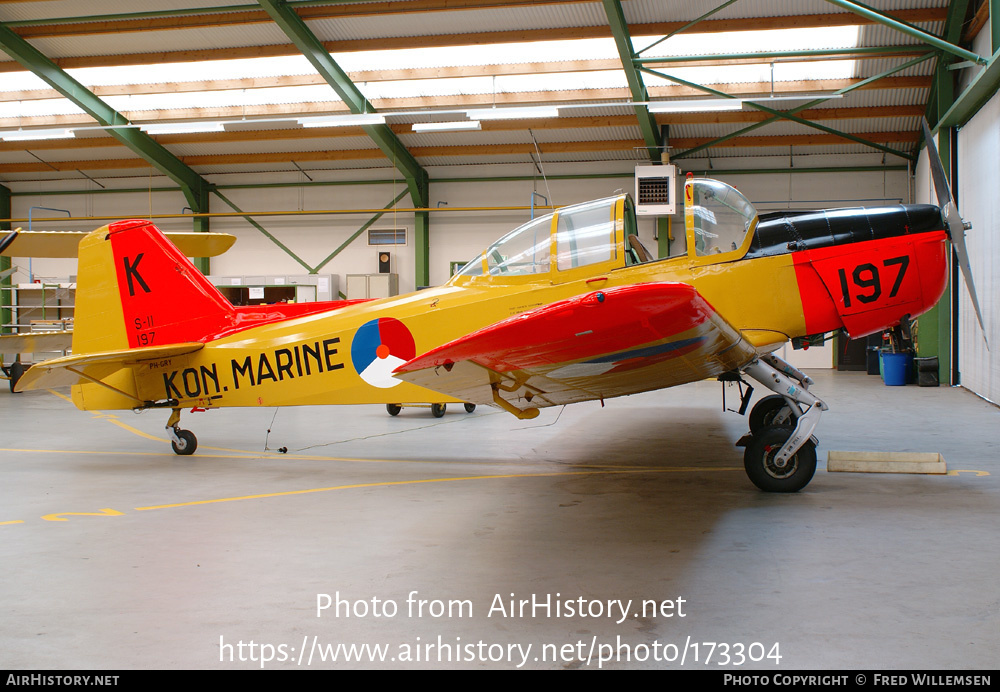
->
[
  {"left": 866, "top": 347, "right": 881, "bottom": 375},
  {"left": 914, "top": 356, "right": 939, "bottom": 387}
]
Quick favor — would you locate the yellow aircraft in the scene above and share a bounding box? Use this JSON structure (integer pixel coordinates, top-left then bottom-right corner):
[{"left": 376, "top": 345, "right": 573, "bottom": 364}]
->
[{"left": 9, "top": 129, "right": 980, "bottom": 493}]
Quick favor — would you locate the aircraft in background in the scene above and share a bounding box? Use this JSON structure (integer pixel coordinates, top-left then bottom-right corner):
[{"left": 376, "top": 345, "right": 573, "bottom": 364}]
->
[
  {"left": 10, "top": 123, "right": 981, "bottom": 493},
  {"left": 0, "top": 229, "right": 235, "bottom": 392}
]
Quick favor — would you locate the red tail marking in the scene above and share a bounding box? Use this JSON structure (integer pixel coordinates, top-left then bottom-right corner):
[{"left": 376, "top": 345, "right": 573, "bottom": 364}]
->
[{"left": 109, "top": 221, "right": 235, "bottom": 348}]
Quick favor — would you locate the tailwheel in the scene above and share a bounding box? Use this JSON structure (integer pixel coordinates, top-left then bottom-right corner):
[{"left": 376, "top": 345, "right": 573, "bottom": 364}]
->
[
  {"left": 170, "top": 429, "right": 198, "bottom": 456},
  {"left": 744, "top": 426, "right": 816, "bottom": 493},
  {"left": 748, "top": 394, "right": 794, "bottom": 433},
  {"left": 8, "top": 359, "right": 24, "bottom": 393},
  {"left": 431, "top": 403, "right": 446, "bottom": 418},
  {"left": 464, "top": 403, "right": 476, "bottom": 413},
  {"left": 386, "top": 404, "right": 402, "bottom": 416}
]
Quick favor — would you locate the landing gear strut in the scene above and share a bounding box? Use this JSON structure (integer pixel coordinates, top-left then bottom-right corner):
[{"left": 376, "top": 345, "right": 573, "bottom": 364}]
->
[
  {"left": 166, "top": 407, "right": 198, "bottom": 456},
  {"left": 738, "top": 354, "right": 827, "bottom": 492}
]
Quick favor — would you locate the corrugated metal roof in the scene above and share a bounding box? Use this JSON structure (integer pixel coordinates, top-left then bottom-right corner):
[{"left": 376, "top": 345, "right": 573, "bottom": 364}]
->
[
  {"left": 0, "top": 0, "right": 957, "bottom": 187},
  {"left": 25, "top": 24, "right": 292, "bottom": 60},
  {"left": 0, "top": 0, "right": 239, "bottom": 23},
  {"left": 306, "top": 3, "right": 611, "bottom": 43}
]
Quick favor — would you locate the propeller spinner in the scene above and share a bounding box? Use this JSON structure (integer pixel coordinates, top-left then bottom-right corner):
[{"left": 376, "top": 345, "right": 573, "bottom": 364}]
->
[{"left": 920, "top": 118, "right": 988, "bottom": 347}]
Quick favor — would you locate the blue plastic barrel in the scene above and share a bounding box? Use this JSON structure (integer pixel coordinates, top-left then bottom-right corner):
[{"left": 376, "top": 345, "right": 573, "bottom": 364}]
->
[{"left": 881, "top": 352, "right": 908, "bottom": 386}]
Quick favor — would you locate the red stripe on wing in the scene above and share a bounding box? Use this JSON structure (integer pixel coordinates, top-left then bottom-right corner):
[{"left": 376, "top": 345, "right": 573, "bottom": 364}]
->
[{"left": 396, "top": 282, "right": 714, "bottom": 374}]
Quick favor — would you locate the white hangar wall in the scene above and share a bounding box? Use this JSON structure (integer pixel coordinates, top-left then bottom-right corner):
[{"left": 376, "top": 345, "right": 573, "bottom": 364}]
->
[
  {"left": 12, "top": 159, "right": 909, "bottom": 298},
  {"left": 956, "top": 91, "right": 1000, "bottom": 404}
]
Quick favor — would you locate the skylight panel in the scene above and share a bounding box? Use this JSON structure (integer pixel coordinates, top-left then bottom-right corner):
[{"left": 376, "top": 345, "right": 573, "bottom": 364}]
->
[
  {"left": 67, "top": 55, "right": 317, "bottom": 87},
  {"left": 102, "top": 85, "right": 341, "bottom": 112},
  {"left": 495, "top": 71, "right": 627, "bottom": 94},
  {"left": 333, "top": 38, "right": 621, "bottom": 71},
  {"left": 636, "top": 26, "right": 862, "bottom": 57},
  {"left": 0, "top": 98, "right": 84, "bottom": 119},
  {"left": 636, "top": 25, "right": 862, "bottom": 85},
  {"left": 643, "top": 59, "right": 860, "bottom": 88}
]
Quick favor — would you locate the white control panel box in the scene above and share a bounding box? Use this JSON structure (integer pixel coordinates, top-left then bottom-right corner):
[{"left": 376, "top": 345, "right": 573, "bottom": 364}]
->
[{"left": 634, "top": 164, "right": 677, "bottom": 216}]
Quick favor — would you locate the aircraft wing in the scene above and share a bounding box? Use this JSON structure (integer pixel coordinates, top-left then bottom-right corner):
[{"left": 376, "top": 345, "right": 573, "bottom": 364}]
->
[
  {"left": 0, "top": 330, "right": 73, "bottom": 356},
  {"left": 14, "top": 342, "right": 204, "bottom": 392},
  {"left": 394, "top": 282, "right": 758, "bottom": 417},
  {"left": 1, "top": 230, "right": 235, "bottom": 258}
]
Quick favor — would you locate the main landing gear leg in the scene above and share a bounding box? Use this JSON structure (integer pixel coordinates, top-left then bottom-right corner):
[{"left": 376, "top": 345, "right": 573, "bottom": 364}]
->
[
  {"left": 165, "top": 407, "right": 198, "bottom": 456},
  {"left": 739, "top": 355, "right": 828, "bottom": 492}
]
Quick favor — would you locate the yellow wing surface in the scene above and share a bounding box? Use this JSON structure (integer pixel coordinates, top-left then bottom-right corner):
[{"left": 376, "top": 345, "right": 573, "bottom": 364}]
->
[
  {"left": 1, "top": 230, "right": 235, "bottom": 258},
  {"left": 0, "top": 330, "right": 73, "bottom": 355}
]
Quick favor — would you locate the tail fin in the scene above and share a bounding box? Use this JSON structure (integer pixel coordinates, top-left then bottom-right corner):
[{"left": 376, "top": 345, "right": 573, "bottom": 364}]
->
[{"left": 74, "top": 219, "right": 236, "bottom": 356}]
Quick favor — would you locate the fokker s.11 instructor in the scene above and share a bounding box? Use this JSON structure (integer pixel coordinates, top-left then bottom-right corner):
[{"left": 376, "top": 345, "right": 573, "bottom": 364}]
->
[{"left": 9, "top": 124, "right": 979, "bottom": 493}]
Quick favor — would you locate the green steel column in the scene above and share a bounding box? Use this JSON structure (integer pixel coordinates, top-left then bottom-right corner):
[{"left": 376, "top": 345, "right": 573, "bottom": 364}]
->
[
  {"left": 824, "top": 0, "right": 985, "bottom": 65},
  {"left": 602, "top": 0, "right": 662, "bottom": 160},
  {"left": 993, "top": 0, "right": 999, "bottom": 54},
  {"left": 186, "top": 180, "right": 211, "bottom": 274},
  {"left": 413, "top": 176, "right": 430, "bottom": 288},
  {"left": 0, "top": 23, "right": 210, "bottom": 194},
  {"left": 657, "top": 217, "right": 671, "bottom": 258},
  {"left": 1, "top": 185, "right": 10, "bottom": 334},
  {"left": 415, "top": 210, "right": 430, "bottom": 288},
  {"left": 257, "top": 0, "right": 428, "bottom": 205}
]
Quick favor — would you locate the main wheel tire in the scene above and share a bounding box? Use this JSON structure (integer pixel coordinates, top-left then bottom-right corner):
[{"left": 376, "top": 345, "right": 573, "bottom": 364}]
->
[
  {"left": 431, "top": 403, "right": 446, "bottom": 418},
  {"left": 386, "top": 404, "right": 402, "bottom": 416},
  {"left": 744, "top": 426, "right": 816, "bottom": 493},
  {"left": 8, "top": 360, "right": 24, "bottom": 393},
  {"left": 464, "top": 403, "right": 476, "bottom": 413},
  {"left": 748, "top": 394, "right": 794, "bottom": 433},
  {"left": 171, "top": 429, "right": 198, "bottom": 456}
]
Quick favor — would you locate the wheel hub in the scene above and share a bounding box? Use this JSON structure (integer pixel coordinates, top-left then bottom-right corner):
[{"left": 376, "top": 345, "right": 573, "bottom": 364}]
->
[{"left": 763, "top": 444, "right": 797, "bottom": 478}]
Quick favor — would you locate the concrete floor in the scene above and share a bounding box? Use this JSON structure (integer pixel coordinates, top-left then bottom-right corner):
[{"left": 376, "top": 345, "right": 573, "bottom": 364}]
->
[{"left": 1, "top": 370, "right": 998, "bottom": 670}]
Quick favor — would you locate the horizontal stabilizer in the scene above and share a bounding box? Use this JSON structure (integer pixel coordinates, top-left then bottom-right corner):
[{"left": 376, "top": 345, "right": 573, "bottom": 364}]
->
[
  {"left": 15, "top": 342, "right": 203, "bottom": 392},
  {"left": 0, "top": 330, "right": 73, "bottom": 355},
  {"left": 1, "top": 229, "right": 236, "bottom": 258},
  {"left": 395, "top": 282, "right": 756, "bottom": 412}
]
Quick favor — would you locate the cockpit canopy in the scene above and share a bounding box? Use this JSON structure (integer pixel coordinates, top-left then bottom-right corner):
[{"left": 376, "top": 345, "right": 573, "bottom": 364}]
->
[
  {"left": 684, "top": 178, "right": 758, "bottom": 258},
  {"left": 455, "top": 195, "right": 631, "bottom": 281},
  {"left": 453, "top": 178, "right": 759, "bottom": 284}
]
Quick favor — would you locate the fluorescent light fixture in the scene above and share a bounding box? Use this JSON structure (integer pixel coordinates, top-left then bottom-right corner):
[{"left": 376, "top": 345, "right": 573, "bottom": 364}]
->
[
  {"left": 746, "top": 93, "right": 845, "bottom": 103},
  {"left": 647, "top": 99, "right": 744, "bottom": 113},
  {"left": 0, "top": 128, "right": 75, "bottom": 141},
  {"left": 297, "top": 113, "right": 386, "bottom": 127},
  {"left": 141, "top": 121, "right": 226, "bottom": 135},
  {"left": 466, "top": 106, "right": 560, "bottom": 120},
  {"left": 412, "top": 121, "right": 482, "bottom": 133}
]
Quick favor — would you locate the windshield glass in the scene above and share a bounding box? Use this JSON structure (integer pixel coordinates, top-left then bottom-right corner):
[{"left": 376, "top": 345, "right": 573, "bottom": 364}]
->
[
  {"left": 686, "top": 179, "right": 757, "bottom": 257},
  {"left": 457, "top": 213, "right": 552, "bottom": 277},
  {"left": 554, "top": 197, "right": 617, "bottom": 271}
]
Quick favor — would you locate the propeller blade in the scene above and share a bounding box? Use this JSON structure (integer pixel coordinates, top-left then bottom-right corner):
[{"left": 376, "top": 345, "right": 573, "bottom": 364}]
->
[
  {"left": 0, "top": 230, "right": 17, "bottom": 255},
  {"left": 921, "top": 119, "right": 988, "bottom": 347}
]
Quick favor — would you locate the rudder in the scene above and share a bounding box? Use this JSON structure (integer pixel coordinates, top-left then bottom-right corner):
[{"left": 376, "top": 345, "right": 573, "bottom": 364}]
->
[{"left": 74, "top": 219, "right": 235, "bottom": 356}]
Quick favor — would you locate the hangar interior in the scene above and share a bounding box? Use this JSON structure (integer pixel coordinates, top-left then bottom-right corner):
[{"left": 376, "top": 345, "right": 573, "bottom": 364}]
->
[{"left": 0, "top": 0, "right": 998, "bottom": 670}]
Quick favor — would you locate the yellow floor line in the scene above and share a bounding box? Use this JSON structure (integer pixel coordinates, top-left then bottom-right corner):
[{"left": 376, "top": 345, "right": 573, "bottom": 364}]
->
[
  {"left": 0, "top": 447, "right": 288, "bottom": 460},
  {"left": 46, "top": 389, "right": 73, "bottom": 404},
  {"left": 134, "top": 467, "right": 741, "bottom": 511}
]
